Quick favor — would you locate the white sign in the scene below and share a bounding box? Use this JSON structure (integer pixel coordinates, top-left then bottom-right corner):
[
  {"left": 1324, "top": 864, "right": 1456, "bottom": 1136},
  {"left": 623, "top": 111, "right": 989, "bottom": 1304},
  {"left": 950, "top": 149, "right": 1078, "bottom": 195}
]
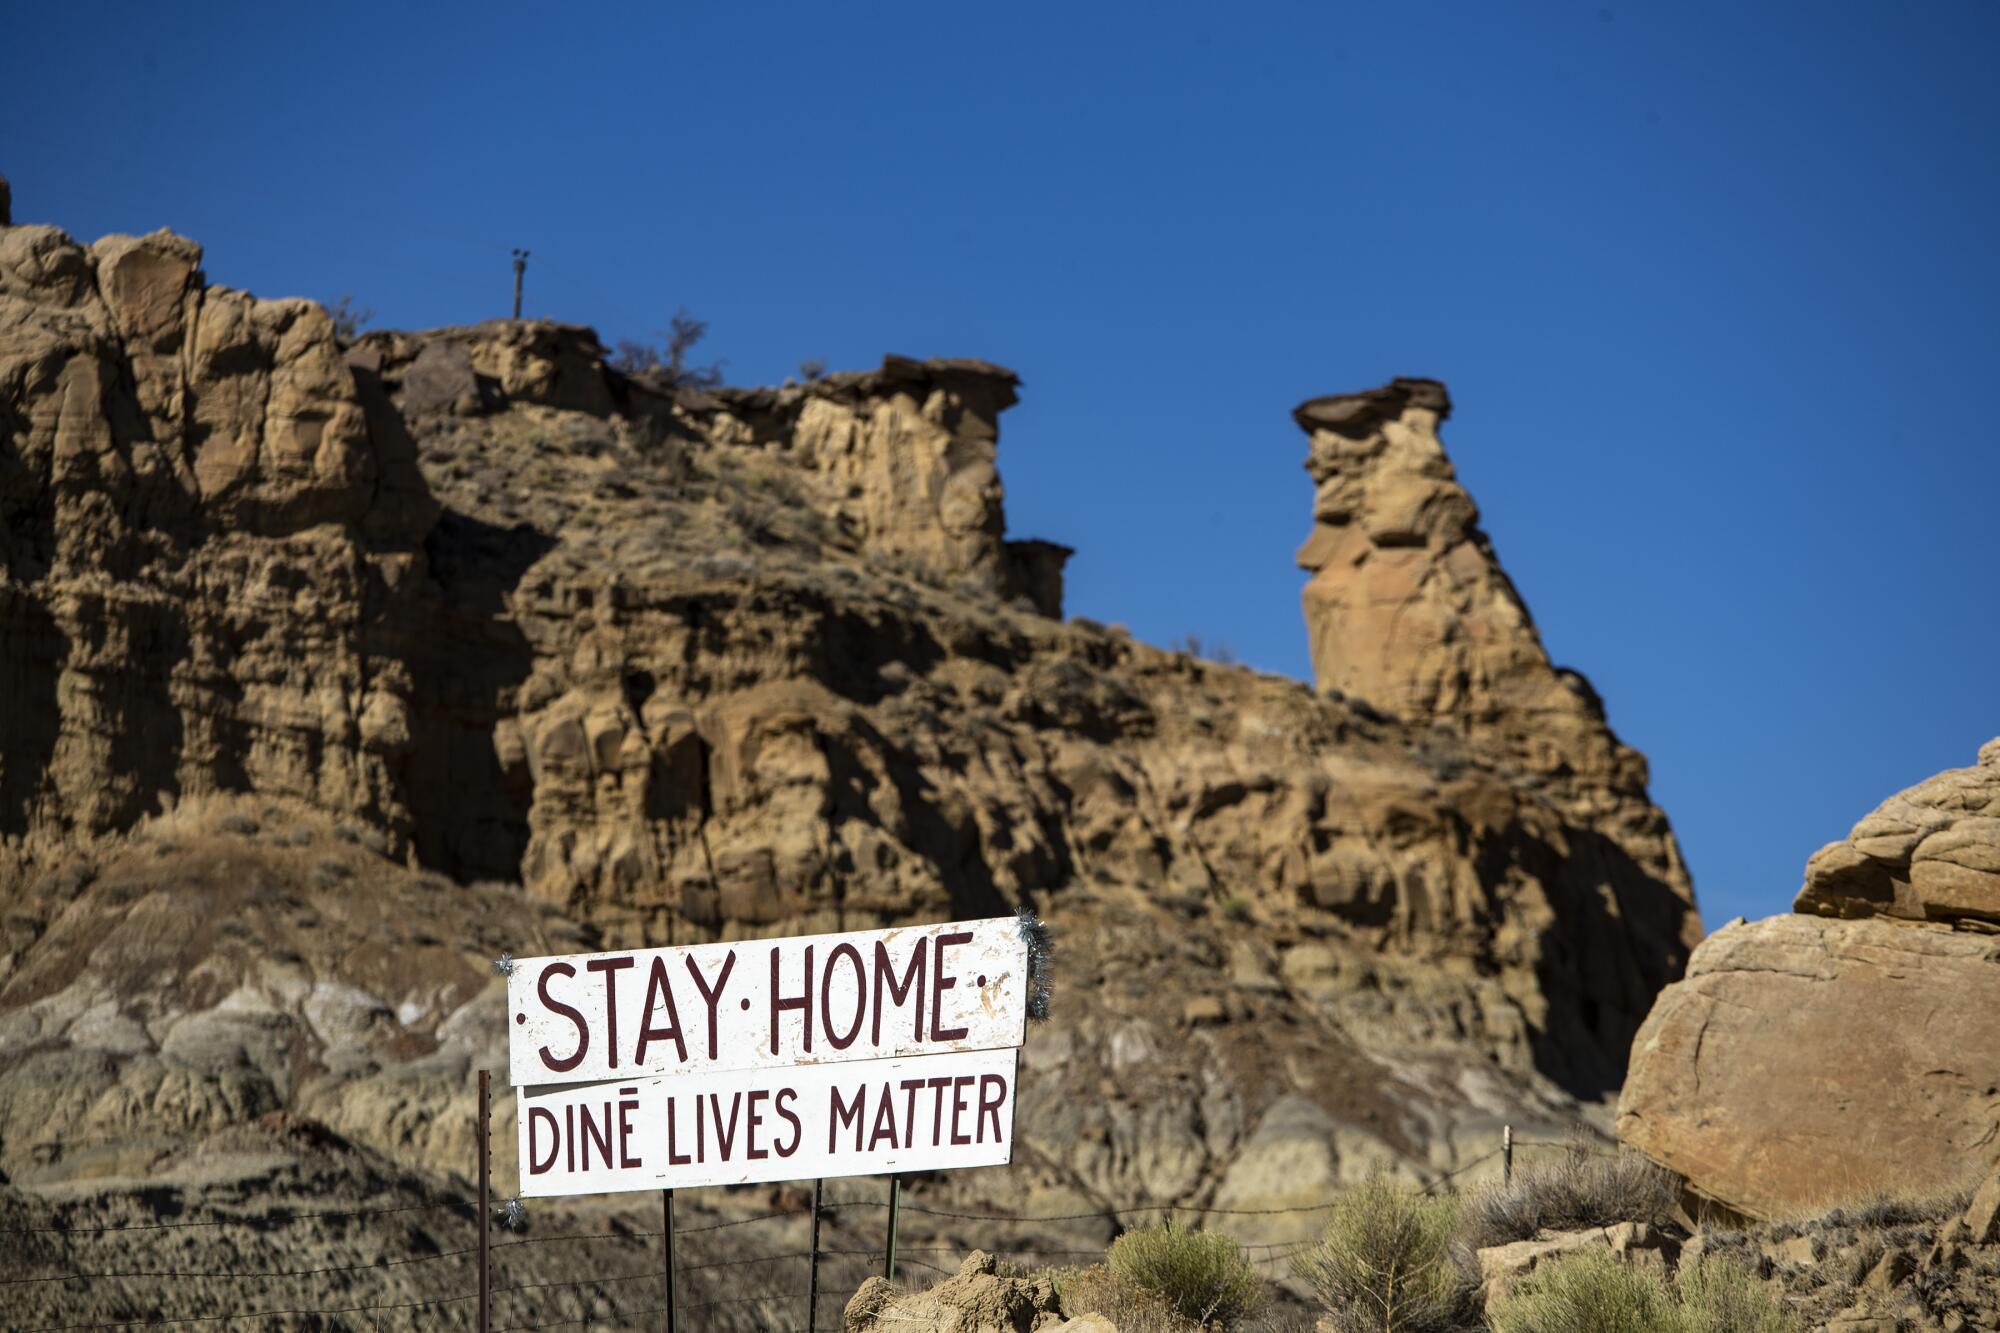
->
[
  {"left": 507, "top": 918, "right": 1027, "bottom": 1087},
  {"left": 515, "top": 1048, "right": 1018, "bottom": 1196}
]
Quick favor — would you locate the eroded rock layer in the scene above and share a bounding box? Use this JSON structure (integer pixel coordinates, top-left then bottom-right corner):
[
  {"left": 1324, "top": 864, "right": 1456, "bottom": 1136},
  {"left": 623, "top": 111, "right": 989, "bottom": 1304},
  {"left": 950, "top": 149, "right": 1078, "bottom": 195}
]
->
[{"left": 1, "top": 216, "right": 1699, "bottom": 1254}]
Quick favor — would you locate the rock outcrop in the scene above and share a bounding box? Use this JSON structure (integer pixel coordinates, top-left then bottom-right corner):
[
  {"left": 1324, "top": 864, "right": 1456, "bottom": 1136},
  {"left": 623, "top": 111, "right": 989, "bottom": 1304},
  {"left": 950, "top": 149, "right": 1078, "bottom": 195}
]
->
[
  {"left": 844, "top": 1251, "right": 1098, "bottom": 1332},
  {"left": 1621, "top": 739, "right": 2000, "bottom": 1220},
  {"left": 1, "top": 211, "right": 1700, "bottom": 1281},
  {"left": 1796, "top": 738, "right": 2000, "bottom": 923}
]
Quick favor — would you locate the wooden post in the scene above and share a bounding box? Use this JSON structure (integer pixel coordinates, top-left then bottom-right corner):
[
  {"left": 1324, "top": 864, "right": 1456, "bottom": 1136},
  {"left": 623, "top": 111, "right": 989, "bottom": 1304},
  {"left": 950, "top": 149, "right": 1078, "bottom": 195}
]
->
[
  {"left": 662, "top": 1189, "right": 678, "bottom": 1333},
  {"left": 511, "top": 249, "right": 529, "bottom": 320},
  {"left": 1502, "top": 1124, "right": 1514, "bottom": 1189},
  {"left": 805, "top": 1178, "right": 824, "bottom": 1333},
  {"left": 883, "top": 1175, "right": 901, "bottom": 1282},
  {"left": 478, "top": 1068, "right": 492, "bottom": 1333}
]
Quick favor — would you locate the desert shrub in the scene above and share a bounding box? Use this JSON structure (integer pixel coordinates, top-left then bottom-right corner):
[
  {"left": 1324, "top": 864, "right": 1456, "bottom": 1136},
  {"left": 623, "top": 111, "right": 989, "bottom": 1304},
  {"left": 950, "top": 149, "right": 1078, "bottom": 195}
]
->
[
  {"left": 1676, "top": 1255, "right": 1801, "bottom": 1333},
  {"left": 1460, "top": 1141, "right": 1679, "bottom": 1250},
  {"left": 1054, "top": 1264, "right": 1202, "bottom": 1332},
  {"left": 1108, "top": 1221, "right": 1266, "bottom": 1326},
  {"left": 613, "top": 307, "right": 725, "bottom": 387},
  {"left": 1295, "top": 1179, "right": 1466, "bottom": 1333},
  {"left": 327, "top": 294, "right": 371, "bottom": 342},
  {"left": 1485, "top": 1248, "right": 1679, "bottom": 1333}
]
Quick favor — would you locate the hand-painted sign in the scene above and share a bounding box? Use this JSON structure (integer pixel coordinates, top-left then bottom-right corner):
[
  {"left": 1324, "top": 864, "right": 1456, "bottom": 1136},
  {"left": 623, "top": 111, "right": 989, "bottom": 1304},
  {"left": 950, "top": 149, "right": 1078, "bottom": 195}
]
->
[
  {"left": 515, "top": 1048, "right": 1018, "bottom": 1196},
  {"left": 506, "top": 918, "right": 1027, "bottom": 1088}
]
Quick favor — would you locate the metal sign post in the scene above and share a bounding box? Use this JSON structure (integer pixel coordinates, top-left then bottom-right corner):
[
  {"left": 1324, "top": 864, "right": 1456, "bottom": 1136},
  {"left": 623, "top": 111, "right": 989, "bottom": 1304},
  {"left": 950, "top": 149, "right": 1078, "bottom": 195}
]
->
[
  {"left": 478, "top": 1068, "right": 492, "bottom": 1333},
  {"left": 662, "top": 1189, "right": 678, "bottom": 1333},
  {"left": 883, "top": 1174, "right": 901, "bottom": 1282},
  {"left": 805, "top": 1178, "right": 824, "bottom": 1333}
]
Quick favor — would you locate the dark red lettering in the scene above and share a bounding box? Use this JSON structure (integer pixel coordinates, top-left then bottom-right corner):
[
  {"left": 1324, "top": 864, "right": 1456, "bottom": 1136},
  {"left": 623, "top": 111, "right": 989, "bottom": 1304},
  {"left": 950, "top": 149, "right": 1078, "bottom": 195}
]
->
[
  {"left": 774, "top": 1088, "right": 802, "bottom": 1157},
  {"left": 930, "top": 931, "right": 972, "bottom": 1041},
  {"left": 536, "top": 963, "right": 589, "bottom": 1074},
  {"left": 771, "top": 944, "right": 814, "bottom": 1054},
  {"left": 586, "top": 956, "right": 634, "bottom": 1068},
  {"left": 634, "top": 956, "right": 687, "bottom": 1066},
  {"left": 830, "top": 1083, "right": 866, "bottom": 1152},
  {"left": 528, "top": 1106, "right": 559, "bottom": 1175},
  {"left": 822, "top": 942, "right": 866, "bottom": 1050},
  {"left": 871, "top": 939, "right": 927, "bottom": 1046},
  {"left": 926, "top": 1075, "right": 953, "bottom": 1145},
  {"left": 618, "top": 1093, "right": 643, "bottom": 1168},
  {"left": 746, "top": 1089, "right": 770, "bottom": 1160},
  {"left": 949, "top": 1075, "right": 974, "bottom": 1145},
  {"left": 685, "top": 951, "right": 736, "bottom": 1062},
  {"left": 666, "top": 1096, "right": 691, "bottom": 1166},
  {"left": 867, "top": 1085, "right": 900, "bottom": 1151},
  {"left": 580, "top": 1099, "right": 613, "bottom": 1167},
  {"left": 977, "top": 1074, "right": 1008, "bottom": 1144},
  {"left": 710, "top": 1092, "right": 741, "bottom": 1160}
]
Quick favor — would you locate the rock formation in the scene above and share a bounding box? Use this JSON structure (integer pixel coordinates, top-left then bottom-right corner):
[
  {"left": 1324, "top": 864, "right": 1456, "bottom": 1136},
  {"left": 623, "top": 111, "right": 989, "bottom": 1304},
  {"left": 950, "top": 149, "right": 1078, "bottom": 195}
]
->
[
  {"left": 844, "top": 1251, "right": 1104, "bottom": 1332},
  {"left": 1796, "top": 738, "right": 2000, "bottom": 923},
  {"left": 1621, "top": 738, "right": 2000, "bottom": 1220},
  {"left": 0, "top": 210, "right": 1701, "bottom": 1314}
]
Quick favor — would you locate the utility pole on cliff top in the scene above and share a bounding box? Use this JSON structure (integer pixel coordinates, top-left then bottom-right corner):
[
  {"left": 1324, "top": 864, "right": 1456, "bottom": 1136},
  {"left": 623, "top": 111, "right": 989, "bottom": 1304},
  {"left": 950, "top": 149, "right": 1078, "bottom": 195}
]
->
[{"left": 511, "top": 248, "right": 529, "bottom": 320}]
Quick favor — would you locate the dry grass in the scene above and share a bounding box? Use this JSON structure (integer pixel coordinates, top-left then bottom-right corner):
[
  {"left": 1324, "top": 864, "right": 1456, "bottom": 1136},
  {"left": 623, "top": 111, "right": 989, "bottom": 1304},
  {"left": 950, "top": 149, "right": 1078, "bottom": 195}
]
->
[{"left": 1459, "top": 1141, "right": 1679, "bottom": 1251}]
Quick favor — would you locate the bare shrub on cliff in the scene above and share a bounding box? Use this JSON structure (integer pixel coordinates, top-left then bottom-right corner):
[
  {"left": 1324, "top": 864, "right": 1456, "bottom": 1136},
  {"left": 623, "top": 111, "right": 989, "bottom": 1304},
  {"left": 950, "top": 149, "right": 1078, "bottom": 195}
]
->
[
  {"left": 1108, "top": 1220, "right": 1266, "bottom": 1326},
  {"left": 328, "top": 295, "right": 371, "bottom": 343},
  {"left": 1296, "top": 1179, "right": 1468, "bottom": 1332},
  {"left": 613, "top": 306, "right": 725, "bottom": 387},
  {"left": 1460, "top": 1141, "right": 1679, "bottom": 1251}
]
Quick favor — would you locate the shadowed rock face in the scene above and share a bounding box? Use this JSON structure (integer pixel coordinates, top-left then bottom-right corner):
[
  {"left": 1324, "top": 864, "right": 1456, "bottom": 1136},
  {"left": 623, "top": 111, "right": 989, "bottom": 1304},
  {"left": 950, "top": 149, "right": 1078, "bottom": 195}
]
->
[
  {"left": 1621, "top": 737, "right": 2000, "bottom": 1219},
  {"left": 1, "top": 216, "right": 1699, "bottom": 1252}
]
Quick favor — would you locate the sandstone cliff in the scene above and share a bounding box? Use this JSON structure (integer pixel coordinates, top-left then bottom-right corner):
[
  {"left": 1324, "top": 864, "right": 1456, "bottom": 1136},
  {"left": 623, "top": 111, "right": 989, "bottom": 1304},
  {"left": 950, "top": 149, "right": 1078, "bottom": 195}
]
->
[{"left": 0, "top": 213, "right": 1699, "bottom": 1313}]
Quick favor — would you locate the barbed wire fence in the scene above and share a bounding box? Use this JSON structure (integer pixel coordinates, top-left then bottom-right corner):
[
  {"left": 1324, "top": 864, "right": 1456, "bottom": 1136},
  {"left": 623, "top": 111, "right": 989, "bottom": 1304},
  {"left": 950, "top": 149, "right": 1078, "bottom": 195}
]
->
[{"left": 1, "top": 1128, "right": 1615, "bottom": 1331}]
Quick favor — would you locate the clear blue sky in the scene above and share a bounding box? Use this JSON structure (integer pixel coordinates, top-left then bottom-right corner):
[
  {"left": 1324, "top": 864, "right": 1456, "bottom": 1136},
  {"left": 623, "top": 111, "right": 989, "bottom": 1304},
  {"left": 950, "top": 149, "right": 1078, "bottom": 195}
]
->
[{"left": 5, "top": 2, "right": 1995, "bottom": 929}]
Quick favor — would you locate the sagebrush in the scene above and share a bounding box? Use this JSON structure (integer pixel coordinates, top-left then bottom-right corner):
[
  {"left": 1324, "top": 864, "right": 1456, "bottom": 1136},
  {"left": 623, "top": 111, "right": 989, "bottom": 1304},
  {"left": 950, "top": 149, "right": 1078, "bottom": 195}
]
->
[
  {"left": 1294, "top": 1178, "right": 1466, "bottom": 1333},
  {"left": 1485, "top": 1247, "right": 1678, "bottom": 1333},
  {"left": 1460, "top": 1141, "right": 1679, "bottom": 1250},
  {"left": 1486, "top": 1248, "right": 1799, "bottom": 1333},
  {"left": 1675, "top": 1255, "right": 1801, "bottom": 1333},
  {"left": 1107, "top": 1221, "right": 1266, "bottom": 1326},
  {"left": 1052, "top": 1264, "right": 1202, "bottom": 1332}
]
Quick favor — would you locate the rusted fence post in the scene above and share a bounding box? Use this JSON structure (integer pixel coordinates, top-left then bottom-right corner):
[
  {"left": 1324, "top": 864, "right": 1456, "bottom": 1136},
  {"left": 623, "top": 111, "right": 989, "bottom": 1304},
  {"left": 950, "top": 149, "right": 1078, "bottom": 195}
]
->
[{"left": 1502, "top": 1124, "right": 1513, "bottom": 1189}]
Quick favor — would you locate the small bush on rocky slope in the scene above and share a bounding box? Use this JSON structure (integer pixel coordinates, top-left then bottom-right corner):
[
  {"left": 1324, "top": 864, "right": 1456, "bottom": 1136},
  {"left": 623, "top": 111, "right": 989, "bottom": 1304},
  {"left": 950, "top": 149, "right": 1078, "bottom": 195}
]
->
[
  {"left": 1109, "top": 1221, "right": 1267, "bottom": 1326},
  {"left": 1487, "top": 1250, "right": 1798, "bottom": 1333},
  {"left": 1675, "top": 1256, "right": 1801, "bottom": 1333},
  {"left": 1053, "top": 1264, "right": 1204, "bottom": 1331},
  {"left": 1460, "top": 1142, "right": 1679, "bottom": 1251},
  {"left": 1485, "top": 1248, "right": 1680, "bottom": 1333},
  {"left": 1295, "top": 1179, "right": 1468, "bottom": 1332}
]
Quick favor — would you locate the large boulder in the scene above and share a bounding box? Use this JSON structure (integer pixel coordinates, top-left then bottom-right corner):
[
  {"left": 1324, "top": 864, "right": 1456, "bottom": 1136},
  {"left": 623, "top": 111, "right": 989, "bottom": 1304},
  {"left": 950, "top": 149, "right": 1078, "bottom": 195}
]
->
[
  {"left": 1796, "top": 738, "right": 2000, "bottom": 923},
  {"left": 1620, "top": 745, "right": 2000, "bottom": 1218}
]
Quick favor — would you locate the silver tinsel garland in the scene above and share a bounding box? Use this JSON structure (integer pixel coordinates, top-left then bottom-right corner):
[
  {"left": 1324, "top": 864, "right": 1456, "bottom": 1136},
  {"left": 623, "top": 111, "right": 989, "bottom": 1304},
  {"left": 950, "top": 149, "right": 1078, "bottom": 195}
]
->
[{"left": 1015, "top": 906, "right": 1053, "bottom": 1021}]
